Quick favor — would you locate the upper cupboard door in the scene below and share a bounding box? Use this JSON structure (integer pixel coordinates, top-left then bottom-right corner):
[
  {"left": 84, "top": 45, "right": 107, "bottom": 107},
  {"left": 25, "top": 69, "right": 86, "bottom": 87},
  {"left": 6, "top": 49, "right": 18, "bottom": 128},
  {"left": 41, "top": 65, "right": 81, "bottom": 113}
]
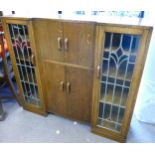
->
[
  {"left": 63, "top": 22, "right": 95, "bottom": 68},
  {"left": 92, "top": 25, "right": 151, "bottom": 141},
  {"left": 33, "top": 20, "right": 64, "bottom": 62},
  {"left": 2, "top": 19, "right": 46, "bottom": 115}
]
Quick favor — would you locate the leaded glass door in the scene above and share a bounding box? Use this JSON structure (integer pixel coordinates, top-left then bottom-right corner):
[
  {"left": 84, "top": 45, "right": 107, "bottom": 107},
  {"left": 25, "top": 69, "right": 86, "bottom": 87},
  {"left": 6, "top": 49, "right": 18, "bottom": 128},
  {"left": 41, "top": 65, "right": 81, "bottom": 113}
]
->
[
  {"left": 92, "top": 25, "right": 151, "bottom": 142},
  {"left": 98, "top": 31, "right": 141, "bottom": 132},
  {"left": 2, "top": 19, "right": 46, "bottom": 115}
]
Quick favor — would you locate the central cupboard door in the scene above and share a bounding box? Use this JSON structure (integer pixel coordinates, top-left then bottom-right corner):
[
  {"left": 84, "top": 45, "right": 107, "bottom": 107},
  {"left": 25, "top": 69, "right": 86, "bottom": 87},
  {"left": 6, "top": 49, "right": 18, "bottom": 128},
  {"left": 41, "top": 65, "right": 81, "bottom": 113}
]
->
[
  {"left": 63, "top": 22, "right": 95, "bottom": 68},
  {"left": 33, "top": 19, "right": 64, "bottom": 62},
  {"left": 33, "top": 19, "right": 95, "bottom": 67},
  {"left": 44, "top": 61, "right": 93, "bottom": 122},
  {"left": 65, "top": 65, "right": 93, "bottom": 122},
  {"left": 44, "top": 61, "right": 67, "bottom": 116}
]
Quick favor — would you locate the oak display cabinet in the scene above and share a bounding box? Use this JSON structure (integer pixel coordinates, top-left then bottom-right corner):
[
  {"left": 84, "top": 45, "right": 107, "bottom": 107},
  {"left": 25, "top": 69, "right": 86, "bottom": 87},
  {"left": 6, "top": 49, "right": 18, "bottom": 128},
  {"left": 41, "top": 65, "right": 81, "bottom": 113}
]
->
[
  {"left": 2, "top": 16, "right": 153, "bottom": 142},
  {"left": 92, "top": 25, "right": 152, "bottom": 142},
  {"left": 2, "top": 18, "right": 46, "bottom": 115}
]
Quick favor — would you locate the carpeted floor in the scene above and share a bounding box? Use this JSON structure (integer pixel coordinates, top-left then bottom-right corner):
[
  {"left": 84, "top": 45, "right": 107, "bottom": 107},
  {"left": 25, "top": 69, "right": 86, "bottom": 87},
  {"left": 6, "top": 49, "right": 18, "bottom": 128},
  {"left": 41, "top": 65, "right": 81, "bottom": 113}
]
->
[{"left": 0, "top": 99, "right": 155, "bottom": 143}]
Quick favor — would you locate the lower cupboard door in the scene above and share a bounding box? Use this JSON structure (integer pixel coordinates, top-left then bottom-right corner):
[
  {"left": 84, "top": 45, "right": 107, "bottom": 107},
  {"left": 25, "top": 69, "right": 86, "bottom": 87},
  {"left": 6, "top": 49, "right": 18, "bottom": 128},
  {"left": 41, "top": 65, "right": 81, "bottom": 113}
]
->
[
  {"left": 65, "top": 66, "right": 93, "bottom": 122},
  {"left": 43, "top": 61, "right": 67, "bottom": 116}
]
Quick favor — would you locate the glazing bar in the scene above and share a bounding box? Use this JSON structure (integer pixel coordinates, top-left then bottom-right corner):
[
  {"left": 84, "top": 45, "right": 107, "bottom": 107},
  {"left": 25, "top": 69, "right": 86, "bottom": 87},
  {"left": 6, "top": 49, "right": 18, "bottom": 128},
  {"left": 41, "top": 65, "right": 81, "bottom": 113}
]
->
[
  {"left": 101, "top": 81, "right": 130, "bottom": 89},
  {"left": 99, "top": 100, "right": 125, "bottom": 109},
  {"left": 22, "top": 25, "right": 39, "bottom": 104},
  {"left": 116, "top": 35, "right": 134, "bottom": 124},
  {"left": 109, "top": 34, "right": 123, "bottom": 122},
  {"left": 102, "top": 33, "right": 114, "bottom": 121},
  {"left": 98, "top": 117, "right": 122, "bottom": 126}
]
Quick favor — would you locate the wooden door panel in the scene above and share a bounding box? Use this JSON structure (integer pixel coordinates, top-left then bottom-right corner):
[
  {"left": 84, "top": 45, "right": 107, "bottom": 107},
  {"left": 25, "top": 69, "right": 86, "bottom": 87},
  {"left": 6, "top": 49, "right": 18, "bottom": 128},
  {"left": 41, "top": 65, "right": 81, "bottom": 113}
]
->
[
  {"left": 33, "top": 20, "right": 64, "bottom": 62},
  {"left": 66, "top": 66, "right": 93, "bottom": 122},
  {"left": 63, "top": 22, "right": 95, "bottom": 68},
  {"left": 43, "top": 61, "right": 67, "bottom": 116}
]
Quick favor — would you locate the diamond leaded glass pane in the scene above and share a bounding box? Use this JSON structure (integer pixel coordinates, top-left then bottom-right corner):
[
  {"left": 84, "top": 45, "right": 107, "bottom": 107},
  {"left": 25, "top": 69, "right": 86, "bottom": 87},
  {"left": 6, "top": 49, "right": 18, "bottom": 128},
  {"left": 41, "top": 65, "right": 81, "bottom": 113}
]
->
[
  {"left": 8, "top": 24, "right": 40, "bottom": 105},
  {"left": 97, "top": 32, "right": 141, "bottom": 132}
]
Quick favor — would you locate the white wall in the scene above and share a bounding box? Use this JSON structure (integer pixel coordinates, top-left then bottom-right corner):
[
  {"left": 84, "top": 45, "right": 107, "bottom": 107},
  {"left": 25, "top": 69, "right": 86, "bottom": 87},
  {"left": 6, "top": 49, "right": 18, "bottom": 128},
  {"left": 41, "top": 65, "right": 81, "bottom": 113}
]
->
[{"left": 134, "top": 11, "right": 155, "bottom": 124}]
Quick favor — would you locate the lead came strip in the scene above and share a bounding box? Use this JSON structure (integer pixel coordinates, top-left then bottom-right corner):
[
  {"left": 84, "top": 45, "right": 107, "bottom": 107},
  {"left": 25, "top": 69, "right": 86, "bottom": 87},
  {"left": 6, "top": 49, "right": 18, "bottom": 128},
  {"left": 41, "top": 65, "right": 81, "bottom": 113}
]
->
[
  {"left": 109, "top": 34, "right": 123, "bottom": 121},
  {"left": 101, "top": 33, "right": 114, "bottom": 122},
  {"left": 22, "top": 25, "right": 39, "bottom": 104},
  {"left": 115, "top": 35, "right": 135, "bottom": 125}
]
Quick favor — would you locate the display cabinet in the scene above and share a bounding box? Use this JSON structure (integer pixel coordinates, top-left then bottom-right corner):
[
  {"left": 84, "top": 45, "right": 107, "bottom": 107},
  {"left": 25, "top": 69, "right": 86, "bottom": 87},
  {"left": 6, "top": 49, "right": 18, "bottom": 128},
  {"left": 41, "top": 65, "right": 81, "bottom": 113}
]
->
[
  {"left": 2, "top": 18, "right": 46, "bottom": 115},
  {"left": 92, "top": 25, "right": 152, "bottom": 142},
  {"left": 1, "top": 16, "right": 153, "bottom": 142}
]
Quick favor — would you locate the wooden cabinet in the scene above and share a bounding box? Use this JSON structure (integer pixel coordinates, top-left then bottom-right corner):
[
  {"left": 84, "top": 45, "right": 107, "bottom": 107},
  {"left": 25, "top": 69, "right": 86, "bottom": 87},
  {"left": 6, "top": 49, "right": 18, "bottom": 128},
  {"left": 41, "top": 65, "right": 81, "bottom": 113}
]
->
[
  {"left": 2, "top": 17, "right": 153, "bottom": 142},
  {"left": 2, "top": 18, "right": 46, "bottom": 115},
  {"left": 33, "top": 19, "right": 95, "bottom": 122},
  {"left": 91, "top": 25, "right": 153, "bottom": 142}
]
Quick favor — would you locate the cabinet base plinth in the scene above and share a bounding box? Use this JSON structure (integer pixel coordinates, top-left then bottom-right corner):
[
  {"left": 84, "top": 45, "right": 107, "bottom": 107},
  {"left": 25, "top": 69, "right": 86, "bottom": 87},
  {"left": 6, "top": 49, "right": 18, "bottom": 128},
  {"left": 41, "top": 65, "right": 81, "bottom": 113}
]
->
[
  {"left": 23, "top": 106, "right": 47, "bottom": 116},
  {"left": 91, "top": 127, "right": 126, "bottom": 143}
]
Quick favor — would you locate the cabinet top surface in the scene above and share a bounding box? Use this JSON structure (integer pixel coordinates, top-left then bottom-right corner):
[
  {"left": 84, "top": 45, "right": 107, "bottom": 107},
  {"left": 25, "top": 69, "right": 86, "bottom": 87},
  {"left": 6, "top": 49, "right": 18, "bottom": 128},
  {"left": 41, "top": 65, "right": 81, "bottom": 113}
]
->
[{"left": 1, "top": 13, "right": 154, "bottom": 28}]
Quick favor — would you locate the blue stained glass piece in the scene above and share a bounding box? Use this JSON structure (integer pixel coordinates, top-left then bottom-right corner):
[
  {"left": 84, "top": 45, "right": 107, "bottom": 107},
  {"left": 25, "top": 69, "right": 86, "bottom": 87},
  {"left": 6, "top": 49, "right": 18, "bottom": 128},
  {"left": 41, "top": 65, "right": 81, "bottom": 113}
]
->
[{"left": 117, "top": 49, "right": 122, "bottom": 57}]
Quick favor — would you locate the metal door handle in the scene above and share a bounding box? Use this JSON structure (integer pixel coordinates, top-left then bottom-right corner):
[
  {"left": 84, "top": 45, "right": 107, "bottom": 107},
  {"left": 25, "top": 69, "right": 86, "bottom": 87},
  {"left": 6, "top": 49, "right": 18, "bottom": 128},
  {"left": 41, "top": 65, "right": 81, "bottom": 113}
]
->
[
  {"left": 97, "top": 65, "right": 101, "bottom": 78},
  {"left": 66, "top": 82, "right": 71, "bottom": 93},
  {"left": 64, "top": 38, "right": 69, "bottom": 51},
  {"left": 31, "top": 54, "right": 36, "bottom": 66},
  {"left": 57, "top": 37, "right": 62, "bottom": 51},
  {"left": 60, "top": 81, "right": 65, "bottom": 91}
]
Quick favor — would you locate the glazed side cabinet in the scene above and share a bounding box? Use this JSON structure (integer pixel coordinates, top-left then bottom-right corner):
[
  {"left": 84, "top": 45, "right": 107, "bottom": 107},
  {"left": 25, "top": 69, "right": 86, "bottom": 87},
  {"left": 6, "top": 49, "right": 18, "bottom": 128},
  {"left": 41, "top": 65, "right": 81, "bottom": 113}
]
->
[
  {"left": 92, "top": 25, "right": 152, "bottom": 142},
  {"left": 2, "top": 17, "right": 152, "bottom": 142},
  {"left": 2, "top": 18, "right": 46, "bottom": 115}
]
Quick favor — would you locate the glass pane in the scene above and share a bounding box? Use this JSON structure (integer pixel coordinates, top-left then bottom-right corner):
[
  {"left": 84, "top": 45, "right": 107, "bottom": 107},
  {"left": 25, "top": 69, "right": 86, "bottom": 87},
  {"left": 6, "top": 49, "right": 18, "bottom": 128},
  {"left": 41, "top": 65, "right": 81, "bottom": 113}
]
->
[
  {"left": 8, "top": 24, "right": 40, "bottom": 106},
  {"left": 100, "top": 83, "right": 106, "bottom": 101},
  {"left": 104, "top": 32, "right": 111, "bottom": 49},
  {"left": 106, "top": 84, "right": 113, "bottom": 103},
  {"left": 97, "top": 32, "right": 141, "bottom": 132}
]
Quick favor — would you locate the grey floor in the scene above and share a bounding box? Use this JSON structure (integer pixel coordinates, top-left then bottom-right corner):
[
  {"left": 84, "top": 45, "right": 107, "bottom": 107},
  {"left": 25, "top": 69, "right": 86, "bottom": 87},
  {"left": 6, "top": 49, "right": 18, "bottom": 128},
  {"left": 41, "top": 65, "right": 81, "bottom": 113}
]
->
[{"left": 0, "top": 99, "right": 155, "bottom": 143}]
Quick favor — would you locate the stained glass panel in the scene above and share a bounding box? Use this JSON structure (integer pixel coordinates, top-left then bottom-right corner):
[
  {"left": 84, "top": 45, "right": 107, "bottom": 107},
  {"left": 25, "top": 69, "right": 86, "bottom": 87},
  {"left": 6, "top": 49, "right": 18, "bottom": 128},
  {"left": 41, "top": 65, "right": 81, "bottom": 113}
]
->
[
  {"left": 8, "top": 24, "right": 40, "bottom": 105},
  {"left": 97, "top": 32, "right": 141, "bottom": 132}
]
